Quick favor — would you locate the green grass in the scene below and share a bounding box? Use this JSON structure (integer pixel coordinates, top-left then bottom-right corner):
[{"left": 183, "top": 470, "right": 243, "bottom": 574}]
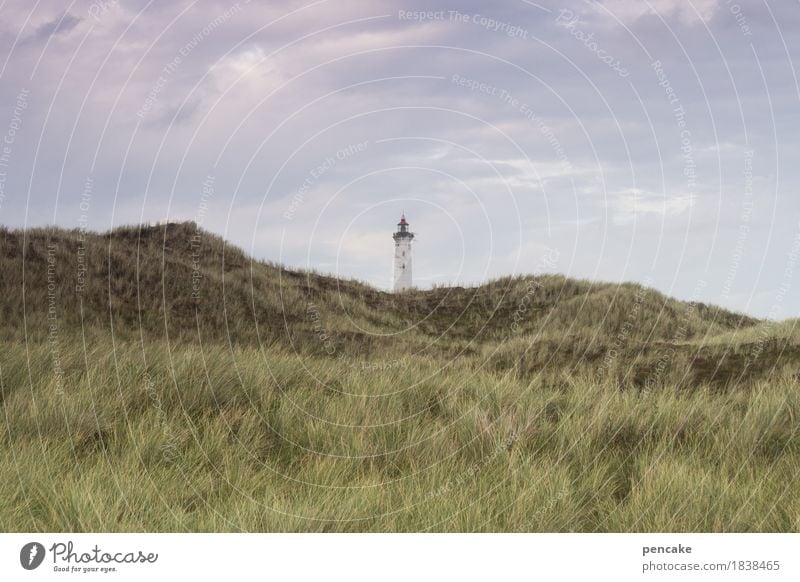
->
[
  {"left": 0, "top": 222, "right": 798, "bottom": 531},
  {"left": 1, "top": 340, "right": 797, "bottom": 532}
]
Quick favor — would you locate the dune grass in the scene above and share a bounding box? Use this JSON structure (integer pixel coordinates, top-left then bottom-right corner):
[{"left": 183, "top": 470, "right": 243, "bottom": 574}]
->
[
  {"left": 0, "top": 339, "right": 797, "bottom": 532},
  {"left": 0, "top": 221, "right": 798, "bottom": 531}
]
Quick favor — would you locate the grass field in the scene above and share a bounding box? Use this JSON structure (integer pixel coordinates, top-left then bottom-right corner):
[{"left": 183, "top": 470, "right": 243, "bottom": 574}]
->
[{"left": 0, "top": 222, "right": 798, "bottom": 531}]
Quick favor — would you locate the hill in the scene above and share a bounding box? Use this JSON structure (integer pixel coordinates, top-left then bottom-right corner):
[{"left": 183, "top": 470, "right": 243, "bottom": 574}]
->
[
  {"left": 0, "top": 221, "right": 784, "bottom": 387},
  {"left": 0, "top": 221, "right": 798, "bottom": 532},
  {"left": 1, "top": 221, "right": 754, "bottom": 330}
]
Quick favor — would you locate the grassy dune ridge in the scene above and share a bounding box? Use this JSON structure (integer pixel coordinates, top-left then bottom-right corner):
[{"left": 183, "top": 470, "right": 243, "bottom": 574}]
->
[{"left": 0, "top": 221, "right": 798, "bottom": 531}]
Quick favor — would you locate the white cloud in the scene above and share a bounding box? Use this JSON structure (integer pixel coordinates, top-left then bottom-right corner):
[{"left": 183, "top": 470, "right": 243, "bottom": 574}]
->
[
  {"left": 484, "top": 157, "right": 591, "bottom": 187},
  {"left": 595, "top": 0, "right": 719, "bottom": 25},
  {"left": 209, "top": 45, "right": 282, "bottom": 93},
  {"left": 607, "top": 188, "right": 696, "bottom": 222}
]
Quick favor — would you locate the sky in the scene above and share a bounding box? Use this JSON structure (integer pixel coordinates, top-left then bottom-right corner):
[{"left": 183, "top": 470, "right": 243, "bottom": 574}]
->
[{"left": 0, "top": 0, "right": 799, "bottom": 317}]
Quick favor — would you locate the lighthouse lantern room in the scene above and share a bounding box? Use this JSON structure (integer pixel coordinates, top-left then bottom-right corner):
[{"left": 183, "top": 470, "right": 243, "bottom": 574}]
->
[{"left": 392, "top": 214, "right": 414, "bottom": 291}]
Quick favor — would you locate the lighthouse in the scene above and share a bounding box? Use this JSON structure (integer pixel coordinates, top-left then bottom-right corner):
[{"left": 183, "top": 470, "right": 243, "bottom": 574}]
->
[{"left": 392, "top": 214, "right": 414, "bottom": 291}]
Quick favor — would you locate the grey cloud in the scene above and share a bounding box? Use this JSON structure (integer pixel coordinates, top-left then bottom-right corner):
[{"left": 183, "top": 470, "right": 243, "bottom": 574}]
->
[{"left": 22, "top": 12, "right": 82, "bottom": 45}]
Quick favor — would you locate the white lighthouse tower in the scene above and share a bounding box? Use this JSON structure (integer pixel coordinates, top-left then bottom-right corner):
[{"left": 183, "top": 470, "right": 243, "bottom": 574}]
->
[{"left": 392, "top": 214, "right": 414, "bottom": 292}]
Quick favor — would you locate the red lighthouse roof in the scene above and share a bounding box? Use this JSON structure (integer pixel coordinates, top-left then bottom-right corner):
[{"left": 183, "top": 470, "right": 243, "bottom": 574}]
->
[{"left": 394, "top": 213, "right": 413, "bottom": 240}]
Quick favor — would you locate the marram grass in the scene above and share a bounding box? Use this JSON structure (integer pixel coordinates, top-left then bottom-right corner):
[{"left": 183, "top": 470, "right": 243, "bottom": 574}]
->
[
  {"left": 1, "top": 222, "right": 798, "bottom": 531},
  {"left": 0, "top": 339, "right": 797, "bottom": 532}
]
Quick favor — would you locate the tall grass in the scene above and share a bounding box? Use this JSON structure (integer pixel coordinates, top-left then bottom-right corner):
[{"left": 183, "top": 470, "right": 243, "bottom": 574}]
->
[
  {"left": 0, "top": 222, "right": 798, "bottom": 531},
  {"left": 0, "top": 339, "right": 797, "bottom": 532}
]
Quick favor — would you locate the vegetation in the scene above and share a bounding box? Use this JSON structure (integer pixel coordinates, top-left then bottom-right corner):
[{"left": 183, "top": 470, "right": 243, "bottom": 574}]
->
[{"left": 0, "top": 221, "right": 798, "bottom": 531}]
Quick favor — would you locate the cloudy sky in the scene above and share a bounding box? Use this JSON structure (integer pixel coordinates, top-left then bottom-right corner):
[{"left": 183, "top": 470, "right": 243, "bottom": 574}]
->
[{"left": 1, "top": 0, "right": 799, "bottom": 317}]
